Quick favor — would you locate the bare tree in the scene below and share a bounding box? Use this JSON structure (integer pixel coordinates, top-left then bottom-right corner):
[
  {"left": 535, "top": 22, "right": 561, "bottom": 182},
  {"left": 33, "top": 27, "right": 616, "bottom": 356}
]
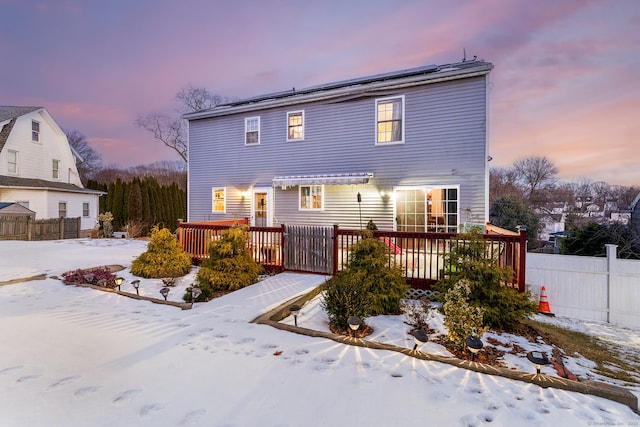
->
[
  {"left": 513, "top": 156, "right": 558, "bottom": 203},
  {"left": 135, "top": 86, "right": 225, "bottom": 163},
  {"left": 489, "top": 167, "right": 522, "bottom": 202},
  {"left": 64, "top": 129, "right": 103, "bottom": 184}
]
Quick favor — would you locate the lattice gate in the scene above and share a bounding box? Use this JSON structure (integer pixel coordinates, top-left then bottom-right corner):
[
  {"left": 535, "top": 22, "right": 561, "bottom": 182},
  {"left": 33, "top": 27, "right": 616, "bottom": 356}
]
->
[{"left": 283, "top": 225, "right": 334, "bottom": 274}]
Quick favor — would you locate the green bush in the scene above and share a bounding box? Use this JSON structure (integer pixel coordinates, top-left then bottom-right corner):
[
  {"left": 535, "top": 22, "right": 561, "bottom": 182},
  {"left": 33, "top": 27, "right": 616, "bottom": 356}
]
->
[
  {"left": 130, "top": 227, "right": 192, "bottom": 278},
  {"left": 434, "top": 229, "right": 537, "bottom": 331},
  {"left": 443, "top": 279, "right": 487, "bottom": 349},
  {"left": 193, "top": 226, "right": 263, "bottom": 300},
  {"left": 322, "top": 232, "right": 409, "bottom": 331}
]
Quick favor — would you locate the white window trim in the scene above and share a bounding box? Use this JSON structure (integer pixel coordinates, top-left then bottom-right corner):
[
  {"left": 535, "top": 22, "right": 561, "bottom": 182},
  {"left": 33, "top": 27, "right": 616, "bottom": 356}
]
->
[
  {"left": 375, "top": 95, "right": 405, "bottom": 145},
  {"left": 393, "top": 185, "right": 459, "bottom": 232},
  {"left": 298, "top": 185, "right": 324, "bottom": 211},
  {"left": 52, "top": 159, "right": 60, "bottom": 179},
  {"left": 212, "top": 187, "right": 226, "bottom": 214},
  {"left": 82, "top": 201, "right": 90, "bottom": 217},
  {"left": 32, "top": 120, "right": 40, "bottom": 143},
  {"left": 245, "top": 116, "right": 260, "bottom": 145},
  {"left": 7, "top": 149, "right": 18, "bottom": 174},
  {"left": 58, "top": 201, "right": 67, "bottom": 218},
  {"left": 286, "top": 110, "right": 305, "bottom": 142}
]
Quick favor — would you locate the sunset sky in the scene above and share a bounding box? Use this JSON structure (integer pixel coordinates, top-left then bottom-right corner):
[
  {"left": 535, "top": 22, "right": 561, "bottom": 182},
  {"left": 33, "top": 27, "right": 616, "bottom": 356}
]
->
[{"left": 1, "top": 0, "right": 638, "bottom": 186}]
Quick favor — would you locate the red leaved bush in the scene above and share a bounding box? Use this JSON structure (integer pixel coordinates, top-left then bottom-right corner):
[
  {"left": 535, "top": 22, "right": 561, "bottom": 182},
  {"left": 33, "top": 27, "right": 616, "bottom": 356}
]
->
[{"left": 62, "top": 267, "right": 117, "bottom": 288}]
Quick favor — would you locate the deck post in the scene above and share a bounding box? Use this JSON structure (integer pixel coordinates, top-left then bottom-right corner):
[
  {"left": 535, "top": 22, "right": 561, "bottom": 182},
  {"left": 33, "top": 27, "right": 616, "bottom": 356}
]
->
[
  {"left": 332, "top": 224, "right": 339, "bottom": 275},
  {"left": 517, "top": 226, "right": 528, "bottom": 292}
]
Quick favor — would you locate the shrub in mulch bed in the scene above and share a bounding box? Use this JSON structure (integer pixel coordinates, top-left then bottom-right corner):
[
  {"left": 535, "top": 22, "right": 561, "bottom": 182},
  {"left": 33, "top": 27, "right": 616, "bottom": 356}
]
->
[{"left": 62, "top": 267, "right": 118, "bottom": 288}]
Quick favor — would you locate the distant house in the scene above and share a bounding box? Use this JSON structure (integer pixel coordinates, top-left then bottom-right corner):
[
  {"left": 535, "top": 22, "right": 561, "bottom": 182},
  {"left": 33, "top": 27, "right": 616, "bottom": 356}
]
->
[
  {"left": 0, "top": 106, "right": 103, "bottom": 234},
  {"left": 184, "top": 60, "right": 493, "bottom": 231},
  {"left": 0, "top": 201, "right": 35, "bottom": 219}
]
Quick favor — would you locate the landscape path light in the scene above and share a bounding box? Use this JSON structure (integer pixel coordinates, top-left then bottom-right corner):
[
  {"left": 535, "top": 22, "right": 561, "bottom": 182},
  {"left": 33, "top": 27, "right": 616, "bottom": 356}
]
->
[
  {"left": 114, "top": 277, "right": 124, "bottom": 291},
  {"left": 348, "top": 316, "right": 361, "bottom": 338},
  {"left": 411, "top": 329, "right": 428, "bottom": 351},
  {"left": 289, "top": 305, "right": 301, "bottom": 327},
  {"left": 526, "top": 350, "right": 550, "bottom": 375},
  {"left": 159, "top": 287, "right": 170, "bottom": 301},
  {"left": 131, "top": 280, "right": 140, "bottom": 296},
  {"left": 465, "top": 336, "right": 483, "bottom": 361},
  {"left": 191, "top": 287, "right": 202, "bottom": 305}
]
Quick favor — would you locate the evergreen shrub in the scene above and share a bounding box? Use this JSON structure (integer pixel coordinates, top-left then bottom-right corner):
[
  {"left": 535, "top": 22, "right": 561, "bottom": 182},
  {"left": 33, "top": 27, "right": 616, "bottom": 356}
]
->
[
  {"left": 192, "top": 226, "right": 263, "bottom": 301},
  {"left": 443, "top": 279, "right": 487, "bottom": 348},
  {"left": 130, "top": 226, "right": 192, "bottom": 278},
  {"left": 434, "top": 229, "right": 537, "bottom": 331},
  {"left": 322, "top": 232, "right": 409, "bottom": 331}
]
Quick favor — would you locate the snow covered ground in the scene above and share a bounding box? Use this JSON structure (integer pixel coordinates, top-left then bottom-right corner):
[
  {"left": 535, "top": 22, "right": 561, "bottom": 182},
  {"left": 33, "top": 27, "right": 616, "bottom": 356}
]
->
[{"left": 1, "top": 238, "right": 639, "bottom": 426}]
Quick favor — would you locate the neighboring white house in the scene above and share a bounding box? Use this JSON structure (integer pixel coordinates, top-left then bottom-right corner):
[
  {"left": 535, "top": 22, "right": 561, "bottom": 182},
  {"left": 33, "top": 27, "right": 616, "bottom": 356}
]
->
[{"left": 0, "top": 106, "right": 103, "bottom": 233}]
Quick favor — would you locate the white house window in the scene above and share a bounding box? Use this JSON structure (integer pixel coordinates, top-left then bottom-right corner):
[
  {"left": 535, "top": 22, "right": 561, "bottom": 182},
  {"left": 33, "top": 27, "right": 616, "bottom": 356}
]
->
[
  {"left": 287, "top": 110, "right": 304, "bottom": 141},
  {"left": 52, "top": 159, "right": 60, "bottom": 179},
  {"left": 299, "top": 185, "right": 323, "bottom": 210},
  {"left": 395, "top": 187, "right": 458, "bottom": 233},
  {"left": 32, "top": 120, "right": 40, "bottom": 142},
  {"left": 376, "top": 95, "right": 404, "bottom": 144},
  {"left": 7, "top": 150, "right": 18, "bottom": 174},
  {"left": 212, "top": 187, "right": 226, "bottom": 213},
  {"left": 82, "top": 202, "right": 90, "bottom": 217},
  {"left": 245, "top": 117, "right": 260, "bottom": 145},
  {"left": 58, "top": 202, "right": 67, "bottom": 218}
]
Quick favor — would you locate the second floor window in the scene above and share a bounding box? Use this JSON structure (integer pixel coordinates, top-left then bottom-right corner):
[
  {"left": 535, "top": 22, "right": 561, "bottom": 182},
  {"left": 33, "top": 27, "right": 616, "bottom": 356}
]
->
[
  {"left": 376, "top": 96, "right": 404, "bottom": 144},
  {"left": 52, "top": 159, "right": 60, "bottom": 179},
  {"left": 299, "top": 185, "right": 323, "bottom": 210},
  {"left": 212, "top": 188, "right": 226, "bottom": 213},
  {"left": 58, "top": 202, "right": 67, "bottom": 218},
  {"left": 287, "top": 110, "right": 304, "bottom": 141},
  {"left": 7, "top": 150, "right": 18, "bottom": 174},
  {"left": 32, "top": 120, "right": 40, "bottom": 142},
  {"left": 245, "top": 117, "right": 260, "bottom": 145}
]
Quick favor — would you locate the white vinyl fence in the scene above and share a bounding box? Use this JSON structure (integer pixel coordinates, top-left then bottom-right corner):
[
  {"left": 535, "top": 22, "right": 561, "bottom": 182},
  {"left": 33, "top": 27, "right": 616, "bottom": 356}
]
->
[{"left": 526, "top": 245, "right": 640, "bottom": 330}]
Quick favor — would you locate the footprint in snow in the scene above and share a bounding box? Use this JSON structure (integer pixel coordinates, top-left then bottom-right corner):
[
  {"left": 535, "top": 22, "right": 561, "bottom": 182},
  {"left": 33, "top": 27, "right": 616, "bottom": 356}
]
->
[
  {"left": 140, "top": 402, "right": 165, "bottom": 417},
  {"left": 112, "top": 388, "right": 142, "bottom": 405},
  {"left": 180, "top": 408, "right": 207, "bottom": 425},
  {"left": 74, "top": 385, "right": 102, "bottom": 397},
  {"left": 16, "top": 374, "right": 40, "bottom": 383},
  {"left": 0, "top": 365, "right": 23, "bottom": 374},
  {"left": 47, "top": 375, "right": 80, "bottom": 390}
]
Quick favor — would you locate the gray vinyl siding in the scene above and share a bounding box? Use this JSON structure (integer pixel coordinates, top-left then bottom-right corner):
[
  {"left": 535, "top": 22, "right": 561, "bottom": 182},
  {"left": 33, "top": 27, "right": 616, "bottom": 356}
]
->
[{"left": 188, "top": 75, "right": 488, "bottom": 229}]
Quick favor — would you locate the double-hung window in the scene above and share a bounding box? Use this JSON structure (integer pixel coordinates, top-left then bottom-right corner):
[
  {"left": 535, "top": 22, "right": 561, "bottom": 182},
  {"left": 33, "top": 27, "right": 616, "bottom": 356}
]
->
[
  {"left": 287, "top": 110, "right": 304, "bottom": 141},
  {"left": 376, "top": 95, "right": 404, "bottom": 144},
  {"left": 212, "top": 188, "right": 226, "bottom": 213},
  {"left": 245, "top": 117, "right": 260, "bottom": 145},
  {"left": 82, "top": 202, "right": 90, "bottom": 217},
  {"left": 299, "top": 185, "right": 323, "bottom": 210},
  {"left": 58, "top": 202, "right": 67, "bottom": 218},
  {"left": 52, "top": 159, "right": 60, "bottom": 179},
  {"left": 7, "top": 150, "right": 18, "bottom": 174},
  {"left": 32, "top": 120, "right": 40, "bottom": 142},
  {"left": 395, "top": 187, "right": 458, "bottom": 233}
]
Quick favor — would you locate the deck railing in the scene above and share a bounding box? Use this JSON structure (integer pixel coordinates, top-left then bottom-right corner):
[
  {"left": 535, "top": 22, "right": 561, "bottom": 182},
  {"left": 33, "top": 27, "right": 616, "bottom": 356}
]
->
[{"left": 176, "top": 221, "right": 527, "bottom": 291}]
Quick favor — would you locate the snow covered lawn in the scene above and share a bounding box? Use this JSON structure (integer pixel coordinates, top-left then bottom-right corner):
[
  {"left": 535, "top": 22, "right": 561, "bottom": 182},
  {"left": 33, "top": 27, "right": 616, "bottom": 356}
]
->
[{"left": 1, "top": 238, "right": 638, "bottom": 426}]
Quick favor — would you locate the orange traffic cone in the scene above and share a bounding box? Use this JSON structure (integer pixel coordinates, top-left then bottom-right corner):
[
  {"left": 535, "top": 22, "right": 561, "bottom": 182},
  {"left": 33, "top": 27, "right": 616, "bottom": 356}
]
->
[{"left": 538, "top": 285, "right": 553, "bottom": 316}]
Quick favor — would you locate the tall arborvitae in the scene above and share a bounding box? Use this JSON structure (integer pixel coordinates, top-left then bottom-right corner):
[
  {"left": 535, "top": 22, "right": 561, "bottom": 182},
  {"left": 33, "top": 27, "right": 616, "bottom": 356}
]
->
[
  {"left": 111, "top": 178, "right": 124, "bottom": 230},
  {"left": 128, "top": 178, "right": 143, "bottom": 221}
]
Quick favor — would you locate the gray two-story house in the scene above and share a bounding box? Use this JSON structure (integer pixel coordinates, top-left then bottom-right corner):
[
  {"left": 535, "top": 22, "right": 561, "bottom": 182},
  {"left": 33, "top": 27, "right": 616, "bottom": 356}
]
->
[{"left": 184, "top": 59, "right": 493, "bottom": 232}]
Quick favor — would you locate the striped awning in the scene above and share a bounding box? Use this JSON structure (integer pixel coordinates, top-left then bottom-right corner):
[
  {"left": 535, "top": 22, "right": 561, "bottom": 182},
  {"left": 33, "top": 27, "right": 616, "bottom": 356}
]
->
[{"left": 272, "top": 172, "right": 373, "bottom": 188}]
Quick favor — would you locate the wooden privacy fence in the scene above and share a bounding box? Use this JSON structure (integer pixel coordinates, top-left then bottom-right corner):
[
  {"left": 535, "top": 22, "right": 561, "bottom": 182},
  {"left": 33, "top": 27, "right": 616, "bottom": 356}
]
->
[
  {"left": 177, "top": 221, "right": 527, "bottom": 290},
  {"left": 0, "top": 216, "right": 81, "bottom": 241}
]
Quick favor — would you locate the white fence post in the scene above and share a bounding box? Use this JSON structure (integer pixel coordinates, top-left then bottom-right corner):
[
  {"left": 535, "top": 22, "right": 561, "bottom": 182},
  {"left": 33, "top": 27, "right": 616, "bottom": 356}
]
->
[{"left": 605, "top": 244, "right": 617, "bottom": 324}]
